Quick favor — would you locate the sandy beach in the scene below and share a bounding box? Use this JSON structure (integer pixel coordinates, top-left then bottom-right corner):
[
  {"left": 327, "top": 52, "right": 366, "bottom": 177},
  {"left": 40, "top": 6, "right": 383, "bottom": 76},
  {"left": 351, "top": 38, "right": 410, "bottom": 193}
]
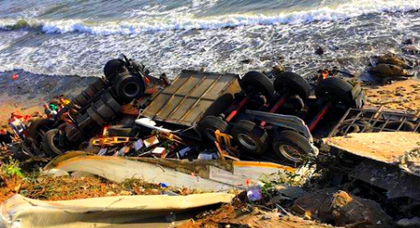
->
[{"left": 0, "top": 71, "right": 97, "bottom": 127}]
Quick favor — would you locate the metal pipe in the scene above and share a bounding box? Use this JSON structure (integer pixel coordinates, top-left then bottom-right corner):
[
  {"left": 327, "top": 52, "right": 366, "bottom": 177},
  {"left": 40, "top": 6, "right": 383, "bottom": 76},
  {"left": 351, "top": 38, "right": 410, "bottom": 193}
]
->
[
  {"left": 260, "top": 90, "right": 291, "bottom": 127},
  {"left": 308, "top": 100, "right": 333, "bottom": 132},
  {"left": 225, "top": 95, "right": 252, "bottom": 122}
]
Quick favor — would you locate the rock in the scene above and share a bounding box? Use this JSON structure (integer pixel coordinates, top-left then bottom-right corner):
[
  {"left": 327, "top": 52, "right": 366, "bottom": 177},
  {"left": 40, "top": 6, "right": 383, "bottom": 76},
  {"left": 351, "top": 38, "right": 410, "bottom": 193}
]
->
[
  {"left": 315, "top": 47, "right": 324, "bottom": 55},
  {"left": 370, "top": 64, "right": 412, "bottom": 78},
  {"left": 260, "top": 56, "right": 271, "bottom": 61},
  {"left": 377, "top": 53, "right": 411, "bottom": 69},
  {"left": 397, "top": 217, "right": 420, "bottom": 227},
  {"left": 272, "top": 64, "right": 285, "bottom": 74},
  {"left": 292, "top": 189, "right": 392, "bottom": 228},
  {"left": 402, "top": 45, "right": 420, "bottom": 54},
  {"left": 240, "top": 59, "right": 254, "bottom": 64},
  {"left": 261, "top": 215, "right": 272, "bottom": 220},
  {"left": 399, "top": 148, "right": 420, "bottom": 175},
  {"left": 403, "top": 38, "right": 416, "bottom": 45}
]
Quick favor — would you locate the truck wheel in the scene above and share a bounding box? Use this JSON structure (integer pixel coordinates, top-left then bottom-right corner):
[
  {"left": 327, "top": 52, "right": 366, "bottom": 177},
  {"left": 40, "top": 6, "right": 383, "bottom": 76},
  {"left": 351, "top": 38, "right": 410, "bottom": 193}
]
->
[
  {"left": 73, "top": 78, "right": 107, "bottom": 107},
  {"left": 42, "top": 129, "right": 65, "bottom": 156},
  {"left": 103, "top": 92, "right": 122, "bottom": 113},
  {"left": 315, "top": 78, "right": 355, "bottom": 107},
  {"left": 272, "top": 130, "right": 312, "bottom": 164},
  {"left": 104, "top": 59, "right": 125, "bottom": 79},
  {"left": 274, "top": 72, "right": 311, "bottom": 100},
  {"left": 232, "top": 120, "right": 269, "bottom": 155},
  {"left": 240, "top": 71, "right": 274, "bottom": 99},
  {"left": 198, "top": 116, "right": 229, "bottom": 143},
  {"left": 379, "top": 121, "right": 415, "bottom": 131},
  {"left": 201, "top": 94, "right": 234, "bottom": 119},
  {"left": 28, "top": 118, "right": 55, "bottom": 143},
  {"left": 65, "top": 124, "right": 86, "bottom": 143},
  {"left": 92, "top": 97, "right": 119, "bottom": 120},
  {"left": 115, "top": 75, "right": 145, "bottom": 104}
]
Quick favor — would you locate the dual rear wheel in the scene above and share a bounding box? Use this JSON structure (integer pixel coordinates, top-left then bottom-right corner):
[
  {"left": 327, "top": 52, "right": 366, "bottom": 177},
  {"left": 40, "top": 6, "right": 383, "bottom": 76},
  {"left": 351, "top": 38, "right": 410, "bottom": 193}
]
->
[
  {"left": 197, "top": 71, "right": 273, "bottom": 143},
  {"left": 231, "top": 120, "right": 313, "bottom": 164}
]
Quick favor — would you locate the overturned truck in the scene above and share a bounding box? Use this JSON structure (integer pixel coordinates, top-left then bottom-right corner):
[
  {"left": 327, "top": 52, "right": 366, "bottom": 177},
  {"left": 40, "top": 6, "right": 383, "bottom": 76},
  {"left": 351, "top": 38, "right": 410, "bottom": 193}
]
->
[
  {"left": 26, "top": 55, "right": 169, "bottom": 157},
  {"left": 27, "top": 55, "right": 365, "bottom": 167},
  {"left": 136, "top": 64, "right": 364, "bottom": 166}
]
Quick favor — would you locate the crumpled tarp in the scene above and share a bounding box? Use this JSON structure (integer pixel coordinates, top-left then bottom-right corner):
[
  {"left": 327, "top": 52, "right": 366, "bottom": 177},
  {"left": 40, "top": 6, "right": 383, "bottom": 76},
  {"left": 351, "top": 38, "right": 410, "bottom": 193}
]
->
[{"left": 0, "top": 193, "right": 234, "bottom": 228}]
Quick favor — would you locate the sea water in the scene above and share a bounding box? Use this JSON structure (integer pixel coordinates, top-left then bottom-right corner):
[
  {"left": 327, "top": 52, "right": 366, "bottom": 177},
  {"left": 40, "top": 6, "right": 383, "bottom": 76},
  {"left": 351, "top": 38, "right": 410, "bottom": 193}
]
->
[{"left": 0, "top": 0, "right": 419, "bottom": 78}]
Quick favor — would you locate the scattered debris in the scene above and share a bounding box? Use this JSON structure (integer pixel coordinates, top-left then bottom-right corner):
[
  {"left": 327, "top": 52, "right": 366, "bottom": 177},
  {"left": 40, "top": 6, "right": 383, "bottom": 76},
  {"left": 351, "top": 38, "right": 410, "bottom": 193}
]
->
[{"left": 0, "top": 54, "right": 419, "bottom": 227}]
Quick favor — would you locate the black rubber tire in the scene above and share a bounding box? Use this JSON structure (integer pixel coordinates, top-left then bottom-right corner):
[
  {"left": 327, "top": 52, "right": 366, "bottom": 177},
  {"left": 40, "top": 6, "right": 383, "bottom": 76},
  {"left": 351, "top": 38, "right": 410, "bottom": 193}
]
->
[
  {"left": 73, "top": 93, "right": 88, "bottom": 107},
  {"left": 91, "top": 78, "right": 107, "bottom": 91},
  {"left": 201, "top": 93, "right": 234, "bottom": 119},
  {"left": 335, "top": 120, "right": 371, "bottom": 136},
  {"left": 87, "top": 107, "right": 106, "bottom": 126},
  {"left": 87, "top": 92, "right": 122, "bottom": 126},
  {"left": 93, "top": 99, "right": 115, "bottom": 119},
  {"left": 42, "top": 129, "right": 64, "bottom": 156},
  {"left": 315, "top": 78, "right": 355, "bottom": 107},
  {"left": 232, "top": 120, "right": 269, "bottom": 155},
  {"left": 65, "top": 124, "right": 85, "bottom": 143},
  {"left": 240, "top": 71, "right": 274, "bottom": 99},
  {"left": 104, "top": 59, "right": 125, "bottom": 79},
  {"left": 272, "top": 130, "right": 313, "bottom": 164},
  {"left": 73, "top": 78, "right": 107, "bottom": 107},
  {"left": 107, "top": 125, "right": 137, "bottom": 137},
  {"left": 28, "top": 118, "right": 55, "bottom": 143},
  {"left": 197, "top": 115, "right": 229, "bottom": 143},
  {"left": 102, "top": 92, "right": 122, "bottom": 113},
  {"left": 379, "top": 121, "right": 416, "bottom": 131},
  {"left": 115, "top": 75, "right": 145, "bottom": 104},
  {"left": 274, "top": 72, "right": 311, "bottom": 100}
]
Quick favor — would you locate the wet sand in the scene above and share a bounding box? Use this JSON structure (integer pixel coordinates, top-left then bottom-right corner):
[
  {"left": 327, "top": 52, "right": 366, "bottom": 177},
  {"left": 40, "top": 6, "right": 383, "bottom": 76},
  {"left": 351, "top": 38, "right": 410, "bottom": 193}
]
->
[
  {"left": 364, "top": 78, "right": 420, "bottom": 113},
  {"left": 0, "top": 71, "right": 97, "bottom": 127}
]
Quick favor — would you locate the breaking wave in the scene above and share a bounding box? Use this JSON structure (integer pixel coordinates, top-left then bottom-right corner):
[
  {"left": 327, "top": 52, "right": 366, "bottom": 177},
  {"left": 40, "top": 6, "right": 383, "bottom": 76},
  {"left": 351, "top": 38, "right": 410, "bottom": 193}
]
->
[{"left": 1, "top": 0, "right": 420, "bottom": 35}]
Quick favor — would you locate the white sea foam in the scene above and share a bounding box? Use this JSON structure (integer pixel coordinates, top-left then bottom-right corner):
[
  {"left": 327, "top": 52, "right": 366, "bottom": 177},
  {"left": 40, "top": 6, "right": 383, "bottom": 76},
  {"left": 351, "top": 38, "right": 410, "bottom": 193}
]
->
[
  {"left": 1, "top": 0, "right": 420, "bottom": 35},
  {"left": 0, "top": 0, "right": 419, "bottom": 78}
]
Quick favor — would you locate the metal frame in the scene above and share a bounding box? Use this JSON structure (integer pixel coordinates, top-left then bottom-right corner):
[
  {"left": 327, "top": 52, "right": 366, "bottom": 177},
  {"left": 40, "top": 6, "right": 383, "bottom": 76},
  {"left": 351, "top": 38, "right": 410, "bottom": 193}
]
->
[
  {"left": 142, "top": 70, "right": 241, "bottom": 127},
  {"left": 328, "top": 106, "right": 420, "bottom": 137}
]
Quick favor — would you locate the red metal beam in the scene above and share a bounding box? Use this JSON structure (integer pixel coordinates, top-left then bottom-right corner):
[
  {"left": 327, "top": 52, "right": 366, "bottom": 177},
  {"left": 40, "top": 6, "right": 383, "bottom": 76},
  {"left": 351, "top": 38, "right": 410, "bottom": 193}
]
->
[
  {"left": 260, "top": 90, "right": 291, "bottom": 127},
  {"left": 308, "top": 100, "right": 333, "bottom": 132},
  {"left": 225, "top": 95, "right": 252, "bottom": 122}
]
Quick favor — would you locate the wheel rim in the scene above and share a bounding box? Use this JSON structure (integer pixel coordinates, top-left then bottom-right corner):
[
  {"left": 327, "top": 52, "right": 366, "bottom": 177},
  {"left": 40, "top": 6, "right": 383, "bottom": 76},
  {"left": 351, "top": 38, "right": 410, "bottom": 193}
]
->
[
  {"left": 125, "top": 83, "right": 140, "bottom": 97},
  {"left": 52, "top": 132, "right": 64, "bottom": 154},
  {"left": 237, "top": 133, "right": 258, "bottom": 151},
  {"left": 279, "top": 145, "right": 302, "bottom": 163}
]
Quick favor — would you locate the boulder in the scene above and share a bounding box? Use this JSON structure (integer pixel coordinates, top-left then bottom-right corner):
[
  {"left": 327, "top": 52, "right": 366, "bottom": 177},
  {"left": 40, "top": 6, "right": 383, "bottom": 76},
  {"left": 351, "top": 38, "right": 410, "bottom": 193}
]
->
[
  {"left": 377, "top": 53, "right": 411, "bottom": 69},
  {"left": 292, "top": 189, "right": 393, "bottom": 228},
  {"left": 370, "top": 63, "right": 412, "bottom": 78},
  {"left": 315, "top": 46, "right": 324, "bottom": 55}
]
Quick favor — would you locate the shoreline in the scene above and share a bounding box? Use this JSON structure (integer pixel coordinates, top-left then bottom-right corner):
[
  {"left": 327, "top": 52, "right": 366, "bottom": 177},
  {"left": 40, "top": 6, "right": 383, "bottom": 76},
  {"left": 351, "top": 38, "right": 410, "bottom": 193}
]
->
[
  {"left": 0, "top": 70, "right": 419, "bottom": 128},
  {"left": 0, "top": 71, "right": 97, "bottom": 127}
]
